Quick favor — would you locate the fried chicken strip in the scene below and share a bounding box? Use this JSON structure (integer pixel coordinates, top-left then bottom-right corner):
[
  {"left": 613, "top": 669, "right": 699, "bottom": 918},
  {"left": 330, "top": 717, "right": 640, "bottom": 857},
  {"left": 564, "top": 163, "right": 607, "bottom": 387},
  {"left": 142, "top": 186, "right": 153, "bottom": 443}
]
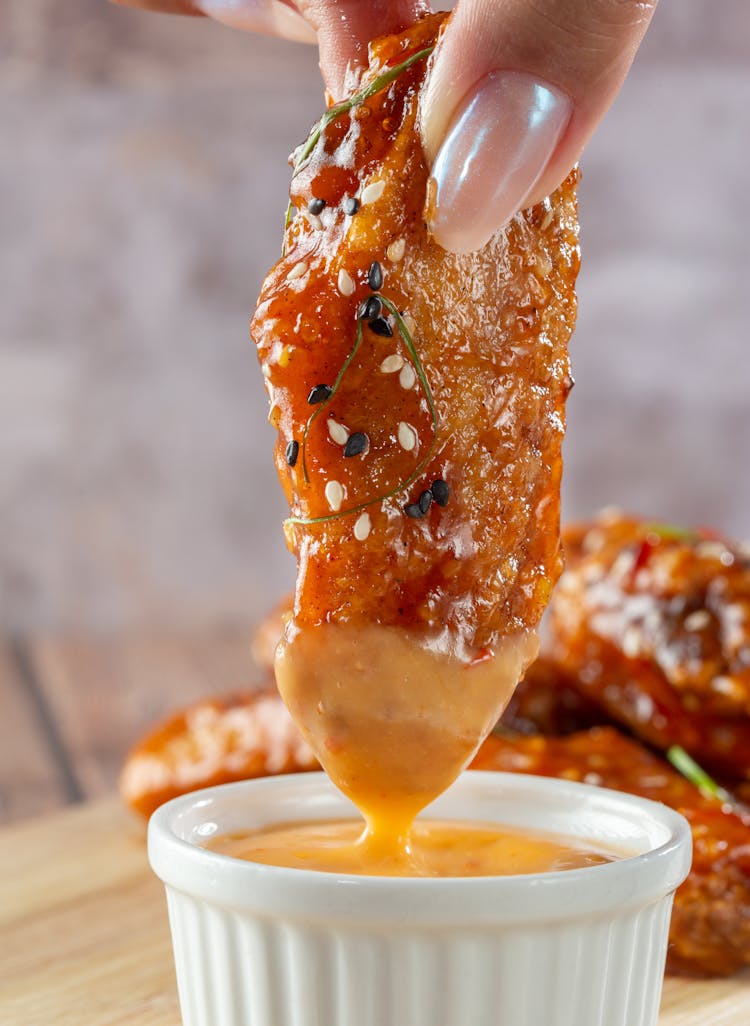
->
[
  {"left": 250, "top": 13, "right": 578, "bottom": 822},
  {"left": 119, "top": 686, "right": 316, "bottom": 819},
  {"left": 547, "top": 511, "right": 750, "bottom": 780},
  {"left": 252, "top": 12, "right": 577, "bottom": 648}
]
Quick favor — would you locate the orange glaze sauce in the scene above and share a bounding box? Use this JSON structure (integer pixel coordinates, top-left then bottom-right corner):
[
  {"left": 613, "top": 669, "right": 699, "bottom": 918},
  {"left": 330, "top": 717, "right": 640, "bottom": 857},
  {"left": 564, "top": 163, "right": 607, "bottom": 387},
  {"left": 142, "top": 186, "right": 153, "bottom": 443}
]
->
[
  {"left": 273, "top": 622, "right": 539, "bottom": 869},
  {"left": 209, "top": 817, "right": 615, "bottom": 877}
]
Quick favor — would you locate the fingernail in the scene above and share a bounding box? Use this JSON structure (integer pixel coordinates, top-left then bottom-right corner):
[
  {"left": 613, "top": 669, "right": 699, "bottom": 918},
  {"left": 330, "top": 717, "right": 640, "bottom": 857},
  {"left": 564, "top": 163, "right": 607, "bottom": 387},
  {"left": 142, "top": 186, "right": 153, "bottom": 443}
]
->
[
  {"left": 198, "top": 1, "right": 317, "bottom": 43},
  {"left": 428, "top": 72, "right": 571, "bottom": 254}
]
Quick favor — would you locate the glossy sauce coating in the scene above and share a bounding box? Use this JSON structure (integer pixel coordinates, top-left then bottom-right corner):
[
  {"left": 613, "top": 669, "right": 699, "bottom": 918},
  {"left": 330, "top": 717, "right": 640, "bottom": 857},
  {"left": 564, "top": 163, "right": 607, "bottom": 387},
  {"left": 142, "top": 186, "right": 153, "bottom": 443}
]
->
[
  {"left": 207, "top": 817, "right": 615, "bottom": 877},
  {"left": 548, "top": 512, "right": 750, "bottom": 779},
  {"left": 251, "top": 12, "right": 578, "bottom": 648},
  {"left": 251, "top": 12, "right": 578, "bottom": 855}
]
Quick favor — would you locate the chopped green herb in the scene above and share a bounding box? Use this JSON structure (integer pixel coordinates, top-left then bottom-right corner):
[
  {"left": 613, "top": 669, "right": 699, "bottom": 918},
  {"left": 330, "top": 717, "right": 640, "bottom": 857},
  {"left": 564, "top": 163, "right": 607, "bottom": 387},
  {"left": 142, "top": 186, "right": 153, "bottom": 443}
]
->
[
  {"left": 666, "top": 744, "right": 733, "bottom": 804},
  {"left": 644, "top": 523, "right": 696, "bottom": 542},
  {"left": 288, "top": 303, "right": 438, "bottom": 525},
  {"left": 282, "top": 45, "right": 435, "bottom": 252}
]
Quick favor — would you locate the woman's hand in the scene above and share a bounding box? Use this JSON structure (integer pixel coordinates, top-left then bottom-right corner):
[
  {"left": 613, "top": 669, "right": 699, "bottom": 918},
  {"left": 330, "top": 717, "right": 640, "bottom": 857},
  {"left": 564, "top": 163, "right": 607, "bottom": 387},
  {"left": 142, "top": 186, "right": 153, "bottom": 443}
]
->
[{"left": 113, "top": 0, "right": 657, "bottom": 252}]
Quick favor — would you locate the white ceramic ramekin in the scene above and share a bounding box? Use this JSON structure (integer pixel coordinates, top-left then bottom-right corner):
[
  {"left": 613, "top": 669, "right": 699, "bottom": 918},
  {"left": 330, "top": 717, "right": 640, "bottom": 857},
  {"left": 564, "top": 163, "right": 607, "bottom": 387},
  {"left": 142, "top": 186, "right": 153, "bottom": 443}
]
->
[{"left": 149, "top": 771, "right": 691, "bottom": 1026}]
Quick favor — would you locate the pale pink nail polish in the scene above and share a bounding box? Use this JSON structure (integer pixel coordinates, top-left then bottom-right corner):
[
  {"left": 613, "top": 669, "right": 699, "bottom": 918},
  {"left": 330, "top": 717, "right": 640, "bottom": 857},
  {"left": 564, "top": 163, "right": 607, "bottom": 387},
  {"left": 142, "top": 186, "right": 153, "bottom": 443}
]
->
[
  {"left": 429, "top": 72, "right": 571, "bottom": 254},
  {"left": 198, "top": 1, "right": 317, "bottom": 43}
]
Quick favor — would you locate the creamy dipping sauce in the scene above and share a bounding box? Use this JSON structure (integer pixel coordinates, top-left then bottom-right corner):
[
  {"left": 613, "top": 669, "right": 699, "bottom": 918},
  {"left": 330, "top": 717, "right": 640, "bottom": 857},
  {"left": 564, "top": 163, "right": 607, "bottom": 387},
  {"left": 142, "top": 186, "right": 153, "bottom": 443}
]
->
[
  {"left": 208, "top": 818, "right": 617, "bottom": 877},
  {"left": 275, "top": 622, "right": 538, "bottom": 859}
]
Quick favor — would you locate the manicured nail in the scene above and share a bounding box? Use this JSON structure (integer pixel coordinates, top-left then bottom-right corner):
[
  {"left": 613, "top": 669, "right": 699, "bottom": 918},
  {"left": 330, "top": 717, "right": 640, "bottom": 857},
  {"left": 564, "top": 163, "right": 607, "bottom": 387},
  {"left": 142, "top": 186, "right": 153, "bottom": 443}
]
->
[
  {"left": 428, "top": 72, "right": 571, "bottom": 254},
  {"left": 198, "top": 1, "right": 317, "bottom": 43}
]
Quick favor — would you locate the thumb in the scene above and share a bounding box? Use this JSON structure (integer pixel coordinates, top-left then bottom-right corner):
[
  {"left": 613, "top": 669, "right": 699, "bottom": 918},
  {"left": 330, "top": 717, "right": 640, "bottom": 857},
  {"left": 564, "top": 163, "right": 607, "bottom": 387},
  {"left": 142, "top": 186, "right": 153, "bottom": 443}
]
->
[{"left": 421, "top": 0, "right": 658, "bottom": 253}]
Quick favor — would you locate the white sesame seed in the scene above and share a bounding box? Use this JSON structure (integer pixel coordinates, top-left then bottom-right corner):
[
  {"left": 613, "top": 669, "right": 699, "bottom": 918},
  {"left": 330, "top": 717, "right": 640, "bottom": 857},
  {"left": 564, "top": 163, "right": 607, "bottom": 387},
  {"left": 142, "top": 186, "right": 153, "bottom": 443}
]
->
[
  {"left": 290, "top": 274, "right": 309, "bottom": 291},
  {"left": 303, "top": 210, "right": 323, "bottom": 230},
  {"left": 684, "top": 610, "right": 711, "bottom": 631},
  {"left": 622, "top": 625, "right": 641, "bottom": 659},
  {"left": 287, "top": 261, "right": 308, "bottom": 281},
  {"left": 399, "top": 363, "right": 416, "bottom": 390},
  {"left": 711, "top": 675, "right": 741, "bottom": 698},
  {"left": 327, "top": 418, "right": 349, "bottom": 446},
  {"left": 353, "top": 512, "right": 371, "bottom": 541},
  {"left": 337, "top": 268, "right": 355, "bottom": 297},
  {"left": 386, "top": 237, "right": 406, "bottom": 262},
  {"left": 397, "top": 422, "right": 418, "bottom": 452},
  {"left": 360, "top": 179, "right": 386, "bottom": 205},
  {"left": 401, "top": 312, "right": 416, "bottom": 337},
  {"left": 634, "top": 692, "right": 654, "bottom": 722},
  {"left": 540, "top": 209, "right": 554, "bottom": 231},
  {"left": 696, "top": 541, "right": 726, "bottom": 561},
  {"left": 324, "top": 480, "right": 344, "bottom": 512},
  {"left": 583, "top": 772, "right": 603, "bottom": 787},
  {"left": 380, "top": 354, "right": 404, "bottom": 374},
  {"left": 599, "top": 506, "right": 623, "bottom": 523},
  {"left": 262, "top": 364, "right": 272, "bottom": 379}
]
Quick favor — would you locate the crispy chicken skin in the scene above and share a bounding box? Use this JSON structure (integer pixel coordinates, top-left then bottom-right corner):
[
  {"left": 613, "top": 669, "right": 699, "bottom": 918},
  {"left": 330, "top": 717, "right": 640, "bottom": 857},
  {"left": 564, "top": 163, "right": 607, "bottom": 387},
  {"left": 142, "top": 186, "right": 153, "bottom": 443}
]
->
[
  {"left": 547, "top": 512, "right": 750, "bottom": 780},
  {"left": 251, "top": 13, "right": 579, "bottom": 652},
  {"left": 119, "top": 687, "right": 315, "bottom": 819},
  {"left": 475, "top": 726, "right": 750, "bottom": 977}
]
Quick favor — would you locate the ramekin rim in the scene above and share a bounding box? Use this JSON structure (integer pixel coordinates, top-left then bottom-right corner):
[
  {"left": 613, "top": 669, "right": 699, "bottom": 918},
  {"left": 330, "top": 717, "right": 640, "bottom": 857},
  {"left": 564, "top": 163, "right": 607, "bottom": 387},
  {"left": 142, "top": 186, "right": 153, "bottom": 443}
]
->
[{"left": 148, "top": 771, "right": 692, "bottom": 924}]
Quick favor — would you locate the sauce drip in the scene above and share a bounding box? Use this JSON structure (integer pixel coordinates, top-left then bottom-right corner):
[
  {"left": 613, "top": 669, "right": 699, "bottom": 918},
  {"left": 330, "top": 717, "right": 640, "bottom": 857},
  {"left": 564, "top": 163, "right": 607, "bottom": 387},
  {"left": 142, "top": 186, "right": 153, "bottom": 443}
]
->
[
  {"left": 209, "top": 818, "right": 615, "bottom": 877},
  {"left": 274, "top": 623, "right": 538, "bottom": 865}
]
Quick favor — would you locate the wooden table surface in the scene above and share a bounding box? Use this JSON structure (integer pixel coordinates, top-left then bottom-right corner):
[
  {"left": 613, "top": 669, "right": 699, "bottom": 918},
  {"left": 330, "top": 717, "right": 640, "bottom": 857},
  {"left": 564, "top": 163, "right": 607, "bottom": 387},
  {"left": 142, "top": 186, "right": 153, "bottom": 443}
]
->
[
  {"left": 5, "top": 635, "right": 750, "bottom": 1023},
  {"left": 3, "top": 797, "right": 750, "bottom": 1026},
  {"left": 0, "top": 628, "right": 264, "bottom": 827}
]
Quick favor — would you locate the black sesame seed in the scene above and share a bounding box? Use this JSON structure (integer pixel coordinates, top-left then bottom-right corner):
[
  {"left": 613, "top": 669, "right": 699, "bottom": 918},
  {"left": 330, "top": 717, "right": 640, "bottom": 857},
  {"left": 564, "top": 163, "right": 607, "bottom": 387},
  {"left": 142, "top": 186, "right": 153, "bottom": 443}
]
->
[
  {"left": 404, "top": 503, "right": 424, "bottom": 519},
  {"left": 431, "top": 479, "right": 450, "bottom": 507},
  {"left": 359, "top": 295, "right": 382, "bottom": 321},
  {"left": 308, "top": 197, "right": 326, "bottom": 215},
  {"left": 369, "top": 316, "right": 393, "bottom": 338},
  {"left": 285, "top": 440, "right": 299, "bottom": 467},
  {"left": 418, "top": 489, "right": 433, "bottom": 515},
  {"left": 343, "top": 432, "right": 368, "bottom": 458},
  {"left": 367, "top": 261, "right": 384, "bottom": 291},
  {"left": 343, "top": 197, "right": 360, "bottom": 215},
  {"left": 307, "top": 384, "right": 333, "bottom": 405}
]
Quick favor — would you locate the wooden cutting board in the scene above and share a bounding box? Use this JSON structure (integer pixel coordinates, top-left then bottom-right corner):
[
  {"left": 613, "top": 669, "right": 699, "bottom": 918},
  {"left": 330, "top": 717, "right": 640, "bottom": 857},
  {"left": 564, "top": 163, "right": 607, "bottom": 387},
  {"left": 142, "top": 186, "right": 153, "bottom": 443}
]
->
[{"left": 2, "top": 799, "right": 749, "bottom": 1026}]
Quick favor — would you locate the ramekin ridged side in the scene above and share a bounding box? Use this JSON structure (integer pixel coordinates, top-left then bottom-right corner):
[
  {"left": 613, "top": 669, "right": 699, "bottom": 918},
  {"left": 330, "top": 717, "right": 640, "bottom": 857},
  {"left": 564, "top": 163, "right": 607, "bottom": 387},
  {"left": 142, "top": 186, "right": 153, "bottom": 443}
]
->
[{"left": 149, "top": 771, "right": 692, "bottom": 1026}]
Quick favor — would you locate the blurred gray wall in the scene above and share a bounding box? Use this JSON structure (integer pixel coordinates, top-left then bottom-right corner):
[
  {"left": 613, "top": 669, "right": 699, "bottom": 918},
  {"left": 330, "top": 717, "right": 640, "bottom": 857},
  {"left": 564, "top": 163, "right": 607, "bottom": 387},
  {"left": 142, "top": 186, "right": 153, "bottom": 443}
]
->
[{"left": 1, "top": 0, "right": 748, "bottom": 634}]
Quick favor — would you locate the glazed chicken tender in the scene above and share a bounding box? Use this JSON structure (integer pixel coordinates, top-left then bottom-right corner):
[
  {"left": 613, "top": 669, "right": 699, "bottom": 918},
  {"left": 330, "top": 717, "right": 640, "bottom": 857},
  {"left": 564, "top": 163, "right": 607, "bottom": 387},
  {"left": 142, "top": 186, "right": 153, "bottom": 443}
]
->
[
  {"left": 475, "top": 726, "right": 750, "bottom": 977},
  {"left": 252, "top": 12, "right": 578, "bottom": 648},
  {"left": 547, "top": 512, "right": 750, "bottom": 782},
  {"left": 250, "top": 13, "right": 579, "bottom": 830}
]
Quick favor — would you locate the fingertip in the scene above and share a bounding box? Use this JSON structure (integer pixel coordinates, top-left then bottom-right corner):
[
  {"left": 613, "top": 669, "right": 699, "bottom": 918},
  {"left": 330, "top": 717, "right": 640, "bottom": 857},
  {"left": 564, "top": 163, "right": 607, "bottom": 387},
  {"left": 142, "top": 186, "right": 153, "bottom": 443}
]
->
[{"left": 199, "top": 1, "right": 317, "bottom": 43}]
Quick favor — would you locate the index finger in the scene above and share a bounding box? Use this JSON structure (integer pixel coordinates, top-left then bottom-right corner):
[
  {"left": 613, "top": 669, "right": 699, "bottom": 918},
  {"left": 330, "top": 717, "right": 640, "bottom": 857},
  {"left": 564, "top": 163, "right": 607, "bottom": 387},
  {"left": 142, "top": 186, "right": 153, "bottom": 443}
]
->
[{"left": 111, "top": 0, "right": 205, "bottom": 14}]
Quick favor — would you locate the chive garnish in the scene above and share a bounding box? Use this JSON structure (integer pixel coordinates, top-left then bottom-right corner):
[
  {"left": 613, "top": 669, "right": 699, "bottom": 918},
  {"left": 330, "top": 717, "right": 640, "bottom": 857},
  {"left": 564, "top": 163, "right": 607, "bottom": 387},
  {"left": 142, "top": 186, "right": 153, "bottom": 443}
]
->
[
  {"left": 300, "top": 319, "right": 365, "bottom": 484},
  {"left": 666, "top": 745, "right": 733, "bottom": 804},
  {"left": 380, "top": 296, "right": 438, "bottom": 439},
  {"left": 288, "top": 302, "right": 438, "bottom": 526},
  {"left": 644, "top": 523, "right": 697, "bottom": 542},
  {"left": 282, "top": 44, "right": 435, "bottom": 250}
]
